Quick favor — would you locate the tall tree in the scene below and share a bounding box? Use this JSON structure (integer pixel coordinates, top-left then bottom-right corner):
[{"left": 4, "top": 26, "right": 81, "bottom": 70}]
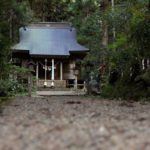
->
[
  {"left": 28, "top": 0, "right": 72, "bottom": 21},
  {"left": 101, "top": 0, "right": 109, "bottom": 46},
  {"left": 102, "top": 0, "right": 150, "bottom": 99},
  {"left": 0, "top": 0, "right": 32, "bottom": 79}
]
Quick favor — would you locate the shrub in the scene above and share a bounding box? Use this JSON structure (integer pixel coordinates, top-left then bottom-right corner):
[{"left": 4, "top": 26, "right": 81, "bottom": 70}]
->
[
  {"left": 102, "top": 80, "right": 150, "bottom": 100},
  {"left": 0, "top": 79, "right": 27, "bottom": 97},
  {"left": 0, "top": 80, "right": 8, "bottom": 97}
]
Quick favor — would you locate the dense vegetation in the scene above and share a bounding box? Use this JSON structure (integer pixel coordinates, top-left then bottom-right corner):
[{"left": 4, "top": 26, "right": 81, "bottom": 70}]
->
[
  {"left": 0, "top": 0, "right": 149, "bottom": 99},
  {"left": 0, "top": 0, "right": 32, "bottom": 96},
  {"left": 102, "top": 0, "right": 150, "bottom": 99}
]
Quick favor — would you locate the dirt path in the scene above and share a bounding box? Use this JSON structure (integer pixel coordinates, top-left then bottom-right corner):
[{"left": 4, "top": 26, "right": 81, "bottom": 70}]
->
[{"left": 0, "top": 96, "right": 150, "bottom": 150}]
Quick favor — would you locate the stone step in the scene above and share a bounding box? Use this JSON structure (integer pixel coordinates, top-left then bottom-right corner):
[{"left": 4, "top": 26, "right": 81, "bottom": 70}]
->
[
  {"left": 36, "top": 90, "right": 86, "bottom": 96},
  {"left": 37, "top": 87, "right": 75, "bottom": 91}
]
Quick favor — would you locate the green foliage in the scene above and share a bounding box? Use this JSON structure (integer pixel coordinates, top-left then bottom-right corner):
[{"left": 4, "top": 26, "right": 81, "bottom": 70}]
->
[
  {"left": 135, "top": 68, "right": 150, "bottom": 85},
  {"left": 28, "top": 0, "right": 72, "bottom": 21},
  {"left": 131, "top": 18, "right": 150, "bottom": 57},
  {"left": 108, "top": 33, "right": 127, "bottom": 50},
  {"left": 102, "top": 81, "right": 150, "bottom": 100},
  {"left": 0, "top": 65, "right": 30, "bottom": 97},
  {"left": 101, "top": 0, "right": 150, "bottom": 99},
  {"left": 68, "top": 0, "right": 104, "bottom": 72},
  {"left": 0, "top": 79, "right": 28, "bottom": 97},
  {"left": 0, "top": 0, "right": 32, "bottom": 98}
]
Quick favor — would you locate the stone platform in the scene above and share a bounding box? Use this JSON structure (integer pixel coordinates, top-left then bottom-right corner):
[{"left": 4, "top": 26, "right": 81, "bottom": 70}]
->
[{"left": 36, "top": 90, "right": 86, "bottom": 96}]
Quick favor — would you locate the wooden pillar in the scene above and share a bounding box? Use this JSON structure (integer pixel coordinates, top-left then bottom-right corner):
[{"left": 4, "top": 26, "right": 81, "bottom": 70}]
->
[
  {"left": 74, "top": 76, "right": 78, "bottom": 90},
  {"left": 44, "top": 58, "right": 47, "bottom": 86},
  {"left": 51, "top": 58, "right": 55, "bottom": 87},
  {"left": 36, "top": 62, "right": 39, "bottom": 86},
  {"left": 51, "top": 59, "right": 55, "bottom": 80},
  {"left": 74, "top": 68, "right": 78, "bottom": 90},
  {"left": 60, "top": 62, "right": 63, "bottom": 80}
]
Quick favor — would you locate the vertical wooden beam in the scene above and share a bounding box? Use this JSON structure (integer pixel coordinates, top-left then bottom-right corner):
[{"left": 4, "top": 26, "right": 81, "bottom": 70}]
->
[
  {"left": 36, "top": 61, "right": 39, "bottom": 86},
  {"left": 44, "top": 58, "right": 47, "bottom": 86},
  {"left": 60, "top": 62, "right": 63, "bottom": 80},
  {"left": 51, "top": 58, "right": 55, "bottom": 87},
  {"left": 74, "top": 76, "right": 78, "bottom": 90},
  {"left": 74, "top": 64, "right": 78, "bottom": 90},
  {"left": 51, "top": 59, "right": 55, "bottom": 80}
]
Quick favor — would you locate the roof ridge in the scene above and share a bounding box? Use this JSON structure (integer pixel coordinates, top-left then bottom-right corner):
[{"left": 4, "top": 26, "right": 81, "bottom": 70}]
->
[{"left": 28, "top": 22, "right": 72, "bottom": 28}]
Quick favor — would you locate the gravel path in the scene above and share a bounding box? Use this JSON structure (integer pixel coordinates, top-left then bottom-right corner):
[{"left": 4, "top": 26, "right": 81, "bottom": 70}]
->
[{"left": 0, "top": 96, "right": 150, "bottom": 150}]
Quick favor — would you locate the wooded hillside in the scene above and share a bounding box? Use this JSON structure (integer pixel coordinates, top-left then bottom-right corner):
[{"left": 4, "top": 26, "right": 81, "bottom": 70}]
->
[{"left": 0, "top": 0, "right": 150, "bottom": 99}]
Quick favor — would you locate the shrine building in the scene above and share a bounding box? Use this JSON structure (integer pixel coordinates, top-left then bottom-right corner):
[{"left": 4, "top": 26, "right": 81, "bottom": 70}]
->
[{"left": 12, "top": 22, "right": 89, "bottom": 88}]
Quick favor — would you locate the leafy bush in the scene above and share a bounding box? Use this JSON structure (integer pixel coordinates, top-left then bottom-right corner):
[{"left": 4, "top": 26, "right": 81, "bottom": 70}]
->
[
  {"left": 101, "top": 84, "right": 114, "bottom": 98},
  {"left": 8, "top": 80, "right": 28, "bottom": 94},
  {"left": 0, "top": 80, "right": 8, "bottom": 97},
  {"left": 0, "top": 79, "right": 27, "bottom": 97},
  {"left": 102, "top": 79, "right": 150, "bottom": 100}
]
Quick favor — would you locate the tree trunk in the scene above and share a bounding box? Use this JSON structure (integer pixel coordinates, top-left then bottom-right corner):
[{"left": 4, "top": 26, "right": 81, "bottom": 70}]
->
[
  {"left": 101, "top": 0, "right": 109, "bottom": 47},
  {"left": 9, "top": 10, "right": 13, "bottom": 41},
  {"left": 100, "top": 0, "right": 109, "bottom": 76},
  {"left": 42, "top": 2, "right": 45, "bottom": 22},
  {"left": 111, "top": 0, "right": 116, "bottom": 40},
  {"left": 102, "top": 21, "right": 108, "bottom": 46}
]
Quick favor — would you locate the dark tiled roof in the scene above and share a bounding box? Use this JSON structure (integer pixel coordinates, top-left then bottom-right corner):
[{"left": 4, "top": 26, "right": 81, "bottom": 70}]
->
[{"left": 12, "top": 22, "right": 89, "bottom": 56}]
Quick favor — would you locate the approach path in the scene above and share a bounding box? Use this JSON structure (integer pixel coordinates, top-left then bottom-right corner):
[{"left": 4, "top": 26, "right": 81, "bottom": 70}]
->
[{"left": 0, "top": 96, "right": 150, "bottom": 150}]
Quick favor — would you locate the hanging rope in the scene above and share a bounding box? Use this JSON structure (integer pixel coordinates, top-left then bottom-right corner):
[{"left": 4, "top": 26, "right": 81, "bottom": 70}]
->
[{"left": 38, "top": 60, "right": 58, "bottom": 71}]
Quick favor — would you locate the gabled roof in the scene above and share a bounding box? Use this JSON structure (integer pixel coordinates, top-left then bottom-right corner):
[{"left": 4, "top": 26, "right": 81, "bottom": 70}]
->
[{"left": 12, "top": 22, "right": 89, "bottom": 57}]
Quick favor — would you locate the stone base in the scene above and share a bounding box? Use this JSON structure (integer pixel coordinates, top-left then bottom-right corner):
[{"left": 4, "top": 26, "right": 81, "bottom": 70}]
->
[{"left": 37, "top": 80, "right": 66, "bottom": 88}]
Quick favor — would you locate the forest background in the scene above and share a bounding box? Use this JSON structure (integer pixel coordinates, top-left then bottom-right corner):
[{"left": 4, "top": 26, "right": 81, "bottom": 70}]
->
[{"left": 0, "top": 0, "right": 150, "bottom": 100}]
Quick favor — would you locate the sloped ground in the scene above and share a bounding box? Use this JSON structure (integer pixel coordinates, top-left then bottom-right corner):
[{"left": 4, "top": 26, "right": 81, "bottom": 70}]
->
[{"left": 0, "top": 96, "right": 150, "bottom": 150}]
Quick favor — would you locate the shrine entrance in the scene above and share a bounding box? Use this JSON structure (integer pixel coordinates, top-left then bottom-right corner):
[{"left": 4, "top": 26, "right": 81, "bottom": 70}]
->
[{"left": 35, "top": 58, "right": 65, "bottom": 87}]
